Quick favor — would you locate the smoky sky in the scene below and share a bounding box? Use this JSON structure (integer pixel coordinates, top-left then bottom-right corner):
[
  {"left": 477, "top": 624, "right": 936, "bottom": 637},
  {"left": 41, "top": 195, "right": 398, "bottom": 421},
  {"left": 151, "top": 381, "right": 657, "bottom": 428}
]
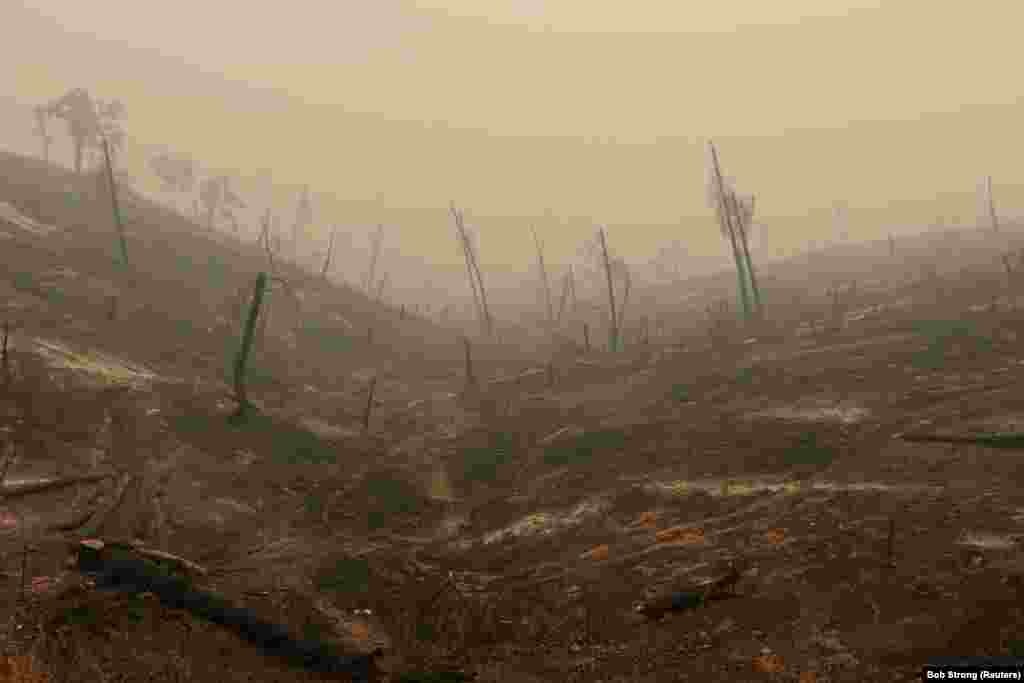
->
[{"left": 6, "top": 1, "right": 1024, "bottom": 266}]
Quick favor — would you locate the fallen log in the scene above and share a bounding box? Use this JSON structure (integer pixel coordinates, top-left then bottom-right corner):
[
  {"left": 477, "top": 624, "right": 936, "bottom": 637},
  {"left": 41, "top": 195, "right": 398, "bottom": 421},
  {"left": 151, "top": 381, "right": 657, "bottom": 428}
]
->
[
  {"left": 897, "top": 432, "right": 1024, "bottom": 448},
  {"left": 70, "top": 539, "right": 381, "bottom": 681},
  {"left": 0, "top": 472, "right": 115, "bottom": 500}
]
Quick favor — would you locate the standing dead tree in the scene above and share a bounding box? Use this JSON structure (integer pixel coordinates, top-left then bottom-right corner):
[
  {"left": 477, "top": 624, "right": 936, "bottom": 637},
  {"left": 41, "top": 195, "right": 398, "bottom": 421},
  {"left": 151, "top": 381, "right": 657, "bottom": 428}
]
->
[
  {"left": 985, "top": 175, "right": 999, "bottom": 233},
  {"left": 101, "top": 138, "right": 130, "bottom": 270},
  {"left": 199, "top": 175, "right": 245, "bottom": 233},
  {"left": 149, "top": 152, "right": 196, "bottom": 215},
  {"left": 375, "top": 274, "right": 390, "bottom": 304},
  {"left": 531, "top": 226, "right": 555, "bottom": 329},
  {"left": 450, "top": 202, "right": 493, "bottom": 337},
  {"left": 254, "top": 209, "right": 303, "bottom": 346},
  {"left": 292, "top": 185, "right": 314, "bottom": 264},
  {"left": 555, "top": 267, "right": 576, "bottom": 325},
  {"left": 364, "top": 224, "right": 384, "bottom": 295},
  {"left": 597, "top": 227, "right": 619, "bottom": 352},
  {"left": 362, "top": 375, "right": 377, "bottom": 434},
  {"left": 566, "top": 266, "right": 578, "bottom": 318},
  {"left": 38, "top": 89, "right": 126, "bottom": 176},
  {"left": 258, "top": 209, "right": 278, "bottom": 269},
  {"left": 231, "top": 273, "right": 267, "bottom": 422},
  {"left": 451, "top": 204, "right": 482, "bottom": 329},
  {"left": 39, "top": 88, "right": 98, "bottom": 175},
  {"left": 732, "top": 192, "right": 762, "bottom": 316},
  {"left": 707, "top": 141, "right": 753, "bottom": 321},
  {"left": 321, "top": 225, "right": 339, "bottom": 281}
]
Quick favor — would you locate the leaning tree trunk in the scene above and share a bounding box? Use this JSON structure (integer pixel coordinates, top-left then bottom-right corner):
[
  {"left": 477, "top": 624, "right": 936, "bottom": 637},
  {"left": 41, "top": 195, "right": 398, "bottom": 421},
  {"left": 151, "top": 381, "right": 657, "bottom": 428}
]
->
[
  {"left": 708, "top": 142, "right": 752, "bottom": 321},
  {"left": 597, "top": 227, "right": 619, "bottom": 353},
  {"left": 732, "top": 193, "right": 762, "bottom": 317}
]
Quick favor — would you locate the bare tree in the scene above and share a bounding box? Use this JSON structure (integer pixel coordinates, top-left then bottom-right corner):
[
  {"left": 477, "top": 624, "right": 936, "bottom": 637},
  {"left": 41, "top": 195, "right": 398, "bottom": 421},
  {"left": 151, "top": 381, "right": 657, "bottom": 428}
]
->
[
  {"left": 39, "top": 88, "right": 100, "bottom": 175},
  {"left": 450, "top": 203, "right": 493, "bottom": 337},
  {"left": 90, "top": 99, "right": 127, "bottom": 169},
  {"left": 653, "top": 241, "right": 686, "bottom": 283},
  {"left": 732, "top": 191, "right": 762, "bottom": 316},
  {"left": 985, "top": 176, "right": 999, "bottom": 232},
  {"left": 199, "top": 175, "right": 244, "bottom": 232},
  {"left": 321, "top": 225, "right": 338, "bottom": 281},
  {"left": 707, "top": 141, "right": 761, "bottom": 319},
  {"left": 597, "top": 227, "right": 619, "bottom": 352},
  {"left": 149, "top": 152, "right": 196, "bottom": 214},
  {"left": 150, "top": 153, "right": 195, "bottom": 192},
  {"left": 531, "top": 225, "right": 555, "bottom": 328},
  {"left": 364, "top": 224, "right": 384, "bottom": 295},
  {"left": 292, "top": 185, "right": 314, "bottom": 262},
  {"left": 555, "top": 267, "right": 575, "bottom": 324}
]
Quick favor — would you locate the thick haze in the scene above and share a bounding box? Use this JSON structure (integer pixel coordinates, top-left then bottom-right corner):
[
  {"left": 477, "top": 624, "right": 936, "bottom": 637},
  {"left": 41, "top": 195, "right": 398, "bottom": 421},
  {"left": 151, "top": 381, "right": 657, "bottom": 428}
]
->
[{"left": 5, "top": 1, "right": 1024, "bottom": 270}]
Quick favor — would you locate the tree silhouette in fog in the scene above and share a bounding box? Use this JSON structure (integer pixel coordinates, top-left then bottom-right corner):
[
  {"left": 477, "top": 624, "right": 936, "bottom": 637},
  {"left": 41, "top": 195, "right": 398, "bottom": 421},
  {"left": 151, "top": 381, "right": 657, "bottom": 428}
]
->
[
  {"left": 199, "top": 175, "right": 246, "bottom": 232},
  {"left": 38, "top": 89, "right": 126, "bottom": 175}
]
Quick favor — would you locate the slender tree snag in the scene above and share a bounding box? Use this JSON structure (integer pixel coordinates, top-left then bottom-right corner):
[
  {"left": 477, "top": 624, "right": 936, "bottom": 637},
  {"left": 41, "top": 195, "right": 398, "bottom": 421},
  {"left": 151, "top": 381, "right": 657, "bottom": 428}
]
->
[
  {"left": 365, "top": 224, "right": 384, "bottom": 294},
  {"left": 453, "top": 206, "right": 484, "bottom": 329},
  {"left": 556, "top": 272, "right": 571, "bottom": 325},
  {"left": 321, "top": 225, "right": 338, "bottom": 281},
  {"left": 232, "top": 273, "right": 268, "bottom": 422},
  {"left": 362, "top": 376, "right": 377, "bottom": 434},
  {"left": 597, "top": 227, "right": 619, "bottom": 352},
  {"left": 733, "top": 192, "right": 763, "bottom": 317},
  {"left": 583, "top": 322, "right": 590, "bottom": 353},
  {"left": 532, "top": 226, "right": 554, "bottom": 329},
  {"left": 467, "top": 245, "right": 493, "bottom": 337},
  {"left": 888, "top": 234, "right": 896, "bottom": 257},
  {"left": 568, "top": 265, "right": 578, "bottom": 315},
  {"left": 987, "top": 175, "right": 999, "bottom": 232},
  {"left": 708, "top": 141, "right": 751, "bottom": 320},
  {"left": 259, "top": 209, "right": 277, "bottom": 271},
  {"left": 450, "top": 203, "right": 493, "bottom": 337},
  {"left": 102, "top": 138, "right": 130, "bottom": 270}
]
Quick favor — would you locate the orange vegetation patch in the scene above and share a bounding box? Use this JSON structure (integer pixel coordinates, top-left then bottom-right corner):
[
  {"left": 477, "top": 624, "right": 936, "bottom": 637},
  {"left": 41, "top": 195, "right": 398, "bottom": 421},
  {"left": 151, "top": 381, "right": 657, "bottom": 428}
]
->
[
  {"left": 0, "top": 655, "right": 49, "bottom": 683},
  {"left": 580, "top": 544, "right": 610, "bottom": 561},
  {"left": 655, "top": 526, "right": 705, "bottom": 544},
  {"left": 753, "top": 653, "right": 784, "bottom": 673}
]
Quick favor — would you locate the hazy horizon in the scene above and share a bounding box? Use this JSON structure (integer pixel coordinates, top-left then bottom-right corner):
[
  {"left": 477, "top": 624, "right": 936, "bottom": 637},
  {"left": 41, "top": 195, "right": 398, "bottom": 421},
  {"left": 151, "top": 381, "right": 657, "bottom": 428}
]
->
[{"left": 5, "top": 1, "right": 1023, "bottom": 270}]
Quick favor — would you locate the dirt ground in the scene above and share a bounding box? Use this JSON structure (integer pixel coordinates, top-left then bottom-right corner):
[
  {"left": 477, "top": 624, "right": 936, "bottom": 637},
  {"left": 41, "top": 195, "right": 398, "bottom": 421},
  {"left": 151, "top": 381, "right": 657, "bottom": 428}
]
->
[{"left": 4, "top": 152, "right": 1024, "bottom": 682}]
